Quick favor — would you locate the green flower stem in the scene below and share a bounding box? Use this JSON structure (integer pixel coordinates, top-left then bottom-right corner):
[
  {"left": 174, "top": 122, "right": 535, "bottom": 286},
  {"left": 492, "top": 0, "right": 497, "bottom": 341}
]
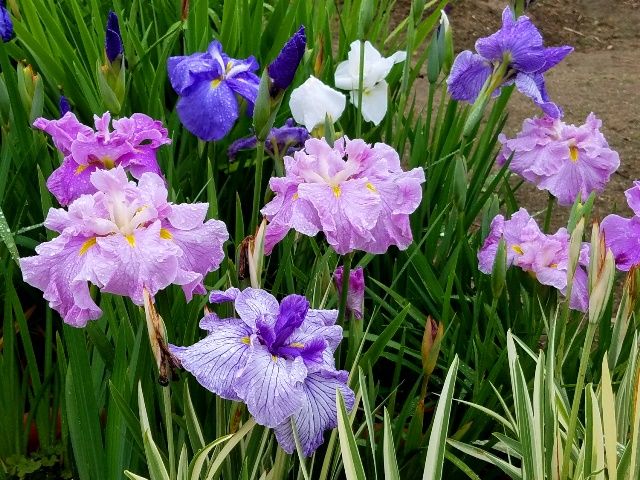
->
[
  {"left": 162, "top": 386, "right": 175, "bottom": 480},
  {"left": 337, "top": 252, "right": 354, "bottom": 326},
  {"left": 250, "top": 141, "right": 266, "bottom": 233},
  {"left": 355, "top": 40, "right": 365, "bottom": 138},
  {"left": 560, "top": 321, "right": 597, "bottom": 480},
  {"left": 543, "top": 193, "right": 556, "bottom": 233}
]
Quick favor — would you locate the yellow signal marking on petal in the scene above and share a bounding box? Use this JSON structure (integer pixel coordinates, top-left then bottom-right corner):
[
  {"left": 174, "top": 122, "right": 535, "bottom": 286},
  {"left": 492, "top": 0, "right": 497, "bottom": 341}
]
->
[
  {"left": 126, "top": 234, "right": 136, "bottom": 247},
  {"left": 160, "top": 228, "right": 173, "bottom": 240},
  {"left": 366, "top": 182, "right": 377, "bottom": 193},
  {"left": 75, "top": 164, "right": 89, "bottom": 175},
  {"left": 511, "top": 244, "right": 524, "bottom": 255},
  {"left": 102, "top": 156, "right": 115, "bottom": 169},
  {"left": 332, "top": 185, "right": 342, "bottom": 198},
  {"left": 271, "top": 355, "right": 278, "bottom": 362},
  {"left": 569, "top": 146, "right": 579, "bottom": 163},
  {"left": 550, "top": 263, "right": 558, "bottom": 269},
  {"left": 241, "top": 336, "right": 251, "bottom": 344},
  {"left": 79, "top": 237, "right": 97, "bottom": 255},
  {"left": 290, "top": 342, "right": 305, "bottom": 348},
  {"left": 225, "top": 61, "right": 234, "bottom": 73},
  {"left": 292, "top": 192, "right": 299, "bottom": 201},
  {"left": 211, "top": 78, "right": 221, "bottom": 88}
]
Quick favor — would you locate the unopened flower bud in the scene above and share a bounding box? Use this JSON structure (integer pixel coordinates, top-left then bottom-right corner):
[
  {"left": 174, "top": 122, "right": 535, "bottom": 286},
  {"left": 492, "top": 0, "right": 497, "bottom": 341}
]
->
[
  {"left": 588, "top": 222, "right": 615, "bottom": 324},
  {"left": 421, "top": 316, "right": 443, "bottom": 376},
  {"left": 59, "top": 95, "right": 71, "bottom": 117},
  {"left": 438, "top": 10, "right": 454, "bottom": 74},
  {"left": 453, "top": 155, "right": 467, "bottom": 211},
  {"left": 491, "top": 238, "right": 507, "bottom": 298},
  {"left": 98, "top": 11, "right": 125, "bottom": 114},
  {"left": 333, "top": 266, "right": 365, "bottom": 320},
  {"left": 268, "top": 26, "right": 306, "bottom": 93},
  {"left": 17, "top": 64, "right": 44, "bottom": 123}
]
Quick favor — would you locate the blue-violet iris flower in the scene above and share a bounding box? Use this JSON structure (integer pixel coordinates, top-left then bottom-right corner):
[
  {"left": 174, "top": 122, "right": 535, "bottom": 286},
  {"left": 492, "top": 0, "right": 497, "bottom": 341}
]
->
[
  {"left": 59, "top": 96, "right": 71, "bottom": 117},
  {"left": 170, "top": 287, "right": 355, "bottom": 456},
  {"left": 167, "top": 41, "right": 260, "bottom": 141},
  {"left": 446, "top": 6, "right": 572, "bottom": 118}
]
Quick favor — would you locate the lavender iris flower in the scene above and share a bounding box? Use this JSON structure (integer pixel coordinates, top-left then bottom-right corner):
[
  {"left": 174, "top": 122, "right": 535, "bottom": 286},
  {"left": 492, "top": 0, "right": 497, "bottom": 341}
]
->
[
  {"left": 268, "top": 26, "right": 306, "bottom": 92},
  {"left": 447, "top": 7, "right": 572, "bottom": 118},
  {"left": 33, "top": 111, "right": 171, "bottom": 206},
  {"left": 497, "top": 113, "right": 619, "bottom": 206},
  {"left": 59, "top": 96, "right": 71, "bottom": 117},
  {"left": 167, "top": 41, "right": 260, "bottom": 141},
  {"left": 602, "top": 182, "right": 640, "bottom": 271},
  {"left": 261, "top": 137, "right": 425, "bottom": 255},
  {"left": 0, "top": 0, "right": 14, "bottom": 42},
  {"left": 20, "top": 166, "right": 229, "bottom": 327},
  {"left": 478, "top": 208, "right": 589, "bottom": 311},
  {"left": 105, "top": 11, "right": 123, "bottom": 62},
  {"left": 170, "top": 287, "right": 354, "bottom": 456},
  {"left": 227, "top": 119, "right": 309, "bottom": 159}
]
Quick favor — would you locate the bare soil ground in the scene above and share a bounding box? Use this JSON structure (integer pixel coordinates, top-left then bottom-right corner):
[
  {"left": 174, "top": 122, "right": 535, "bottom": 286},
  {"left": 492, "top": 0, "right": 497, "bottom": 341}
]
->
[{"left": 417, "top": 0, "right": 640, "bottom": 225}]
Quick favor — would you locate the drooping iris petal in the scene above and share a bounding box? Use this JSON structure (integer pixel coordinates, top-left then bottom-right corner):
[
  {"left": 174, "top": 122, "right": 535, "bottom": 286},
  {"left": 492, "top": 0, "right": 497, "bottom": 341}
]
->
[
  {"left": 273, "top": 370, "right": 354, "bottom": 456},
  {"left": 169, "top": 316, "right": 252, "bottom": 401},
  {"left": 446, "top": 51, "right": 492, "bottom": 103},
  {"left": 233, "top": 347, "right": 307, "bottom": 428},
  {"left": 20, "top": 235, "right": 103, "bottom": 327}
]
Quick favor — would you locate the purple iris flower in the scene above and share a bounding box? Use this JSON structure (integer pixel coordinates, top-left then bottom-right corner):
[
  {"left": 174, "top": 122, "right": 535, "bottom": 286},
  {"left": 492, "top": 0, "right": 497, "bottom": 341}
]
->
[
  {"left": 478, "top": 208, "right": 589, "bottom": 311},
  {"left": 268, "top": 26, "right": 306, "bottom": 92},
  {"left": 105, "top": 11, "right": 123, "bottom": 62},
  {"left": 167, "top": 41, "right": 260, "bottom": 141},
  {"left": 170, "top": 287, "right": 354, "bottom": 456},
  {"left": 33, "top": 111, "right": 171, "bottom": 206},
  {"left": 59, "top": 96, "right": 71, "bottom": 116},
  {"left": 447, "top": 7, "right": 572, "bottom": 118},
  {"left": 497, "top": 113, "right": 619, "bottom": 206},
  {"left": 602, "top": 182, "right": 640, "bottom": 271},
  {"left": 20, "top": 166, "right": 229, "bottom": 327},
  {"left": 227, "top": 118, "right": 309, "bottom": 159},
  {"left": 334, "top": 266, "right": 365, "bottom": 319},
  {"left": 0, "top": 0, "right": 14, "bottom": 42}
]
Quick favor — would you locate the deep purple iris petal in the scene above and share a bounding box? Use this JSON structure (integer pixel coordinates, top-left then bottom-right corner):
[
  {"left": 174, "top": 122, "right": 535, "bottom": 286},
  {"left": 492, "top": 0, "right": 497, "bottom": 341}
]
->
[
  {"left": 446, "top": 50, "right": 492, "bottom": 103},
  {"left": 273, "top": 294, "right": 310, "bottom": 347}
]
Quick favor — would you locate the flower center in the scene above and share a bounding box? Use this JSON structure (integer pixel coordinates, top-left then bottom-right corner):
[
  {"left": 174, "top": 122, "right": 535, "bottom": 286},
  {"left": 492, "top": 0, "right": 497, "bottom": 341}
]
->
[
  {"left": 569, "top": 145, "right": 579, "bottom": 163},
  {"left": 512, "top": 244, "right": 524, "bottom": 255}
]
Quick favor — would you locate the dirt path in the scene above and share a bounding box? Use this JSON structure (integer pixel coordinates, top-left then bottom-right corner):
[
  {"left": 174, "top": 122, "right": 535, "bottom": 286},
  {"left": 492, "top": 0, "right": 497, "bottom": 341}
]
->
[{"left": 443, "top": 0, "right": 640, "bottom": 224}]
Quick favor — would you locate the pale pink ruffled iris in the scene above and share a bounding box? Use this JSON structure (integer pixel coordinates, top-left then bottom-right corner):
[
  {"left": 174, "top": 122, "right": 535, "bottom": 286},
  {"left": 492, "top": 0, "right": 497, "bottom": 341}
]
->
[
  {"left": 261, "top": 137, "right": 425, "bottom": 255},
  {"left": 20, "top": 167, "right": 228, "bottom": 327}
]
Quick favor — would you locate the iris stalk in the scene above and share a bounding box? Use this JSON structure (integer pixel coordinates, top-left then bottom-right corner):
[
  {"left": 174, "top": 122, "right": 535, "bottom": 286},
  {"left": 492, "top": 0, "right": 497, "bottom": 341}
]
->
[{"left": 250, "top": 140, "right": 266, "bottom": 232}]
